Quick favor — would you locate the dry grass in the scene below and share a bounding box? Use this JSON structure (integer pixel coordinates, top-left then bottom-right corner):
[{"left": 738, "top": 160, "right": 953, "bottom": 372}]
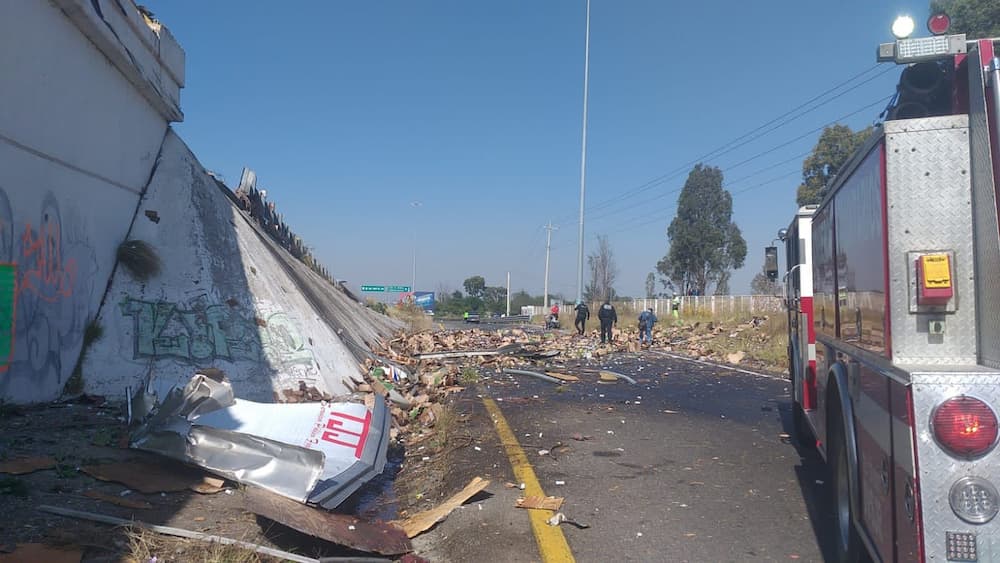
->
[
  {"left": 680, "top": 314, "right": 789, "bottom": 371},
  {"left": 429, "top": 404, "right": 460, "bottom": 452},
  {"left": 387, "top": 302, "right": 433, "bottom": 332},
  {"left": 125, "top": 526, "right": 280, "bottom": 563},
  {"left": 117, "top": 239, "right": 162, "bottom": 281}
]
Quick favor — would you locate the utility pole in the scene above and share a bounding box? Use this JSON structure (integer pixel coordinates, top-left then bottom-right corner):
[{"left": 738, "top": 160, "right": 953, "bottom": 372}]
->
[
  {"left": 575, "top": 0, "right": 591, "bottom": 304},
  {"left": 410, "top": 200, "right": 422, "bottom": 292},
  {"left": 543, "top": 222, "right": 558, "bottom": 309},
  {"left": 506, "top": 271, "right": 511, "bottom": 316}
]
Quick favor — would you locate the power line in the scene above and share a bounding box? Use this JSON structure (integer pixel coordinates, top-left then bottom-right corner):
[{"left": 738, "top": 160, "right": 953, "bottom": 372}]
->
[
  {"left": 575, "top": 64, "right": 893, "bottom": 218},
  {"left": 584, "top": 149, "right": 812, "bottom": 225},
  {"left": 723, "top": 95, "right": 891, "bottom": 172},
  {"left": 603, "top": 169, "right": 802, "bottom": 237},
  {"left": 584, "top": 91, "right": 891, "bottom": 231}
]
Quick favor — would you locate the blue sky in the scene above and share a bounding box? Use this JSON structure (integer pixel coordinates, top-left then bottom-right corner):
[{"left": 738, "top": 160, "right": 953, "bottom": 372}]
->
[{"left": 146, "top": 0, "right": 931, "bottom": 299}]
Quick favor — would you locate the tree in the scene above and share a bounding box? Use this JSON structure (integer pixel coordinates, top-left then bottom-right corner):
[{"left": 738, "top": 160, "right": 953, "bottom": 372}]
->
[
  {"left": 661, "top": 164, "right": 747, "bottom": 296},
  {"left": 584, "top": 235, "right": 618, "bottom": 302},
  {"left": 796, "top": 125, "right": 872, "bottom": 206},
  {"left": 644, "top": 272, "right": 656, "bottom": 299},
  {"left": 482, "top": 286, "right": 507, "bottom": 312},
  {"left": 931, "top": 0, "right": 1000, "bottom": 38},
  {"left": 714, "top": 272, "right": 731, "bottom": 296},
  {"left": 751, "top": 271, "right": 782, "bottom": 295},
  {"left": 463, "top": 275, "right": 486, "bottom": 298},
  {"left": 510, "top": 290, "right": 541, "bottom": 312}
]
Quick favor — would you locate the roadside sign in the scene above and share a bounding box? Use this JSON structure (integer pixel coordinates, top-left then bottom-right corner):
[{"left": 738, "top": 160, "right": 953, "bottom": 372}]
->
[
  {"left": 360, "top": 285, "right": 386, "bottom": 292},
  {"left": 388, "top": 285, "right": 411, "bottom": 292}
]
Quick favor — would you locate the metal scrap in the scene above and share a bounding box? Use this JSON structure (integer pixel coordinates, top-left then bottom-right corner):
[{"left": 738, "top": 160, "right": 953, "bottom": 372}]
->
[
  {"left": 504, "top": 369, "right": 565, "bottom": 385},
  {"left": 129, "top": 371, "right": 389, "bottom": 509}
]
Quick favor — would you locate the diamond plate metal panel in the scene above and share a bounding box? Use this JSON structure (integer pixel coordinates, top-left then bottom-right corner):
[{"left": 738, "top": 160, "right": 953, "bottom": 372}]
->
[
  {"left": 885, "top": 116, "right": 977, "bottom": 365},
  {"left": 968, "top": 44, "right": 1000, "bottom": 370},
  {"left": 911, "top": 370, "right": 1000, "bottom": 562}
]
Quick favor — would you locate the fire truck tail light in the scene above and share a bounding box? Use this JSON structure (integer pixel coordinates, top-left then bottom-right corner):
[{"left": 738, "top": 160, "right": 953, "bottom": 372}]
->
[{"left": 932, "top": 397, "right": 999, "bottom": 458}]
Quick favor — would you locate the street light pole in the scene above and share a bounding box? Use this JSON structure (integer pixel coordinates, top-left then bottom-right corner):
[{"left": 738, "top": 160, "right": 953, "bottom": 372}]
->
[
  {"left": 543, "top": 221, "right": 557, "bottom": 309},
  {"left": 410, "top": 200, "right": 422, "bottom": 292},
  {"left": 575, "top": 0, "right": 591, "bottom": 304}
]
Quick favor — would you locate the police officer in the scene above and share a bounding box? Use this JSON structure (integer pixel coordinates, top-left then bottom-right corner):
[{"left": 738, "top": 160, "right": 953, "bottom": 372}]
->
[
  {"left": 597, "top": 300, "right": 617, "bottom": 344},
  {"left": 574, "top": 300, "right": 590, "bottom": 335}
]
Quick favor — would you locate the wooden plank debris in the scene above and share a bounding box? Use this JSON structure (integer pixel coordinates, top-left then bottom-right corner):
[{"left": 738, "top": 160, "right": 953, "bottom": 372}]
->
[
  {"left": 83, "top": 490, "right": 152, "bottom": 510},
  {"left": 244, "top": 486, "right": 412, "bottom": 556},
  {"left": 0, "top": 456, "right": 56, "bottom": 475},
  {"left": 392, "top": 477, "right": 489, "bottom": 538},
  {"left": 515, "top": 496, "right": 564, "bottom": 510}
]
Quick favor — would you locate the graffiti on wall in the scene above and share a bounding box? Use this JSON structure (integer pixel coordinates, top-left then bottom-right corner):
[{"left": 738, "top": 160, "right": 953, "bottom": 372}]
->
[
  {"left": 119, "top": 296, "right": 319, "bottom": 377},
  {"left": 0, "top": 188, "right": 98, "bottom": 386}
]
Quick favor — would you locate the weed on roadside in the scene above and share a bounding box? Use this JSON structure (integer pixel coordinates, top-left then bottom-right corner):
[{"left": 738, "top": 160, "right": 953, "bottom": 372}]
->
[
  {"left": 387, "top": 302, "right": 432, "bottom": 331},
  {"left": 0, "top": 476, "right": 28, "bottom": 497},
  {"left": 66, "top": 318, "right": 106, "bottom": 395},
  {"left": 459, "top": 367, "right": 480, "bottom": 385},
  {"left": 126, "top": 524, "right": 273, "bottom": 563},
  {"left": 0, "top": 400, "right": 21, "bottom": 419}
]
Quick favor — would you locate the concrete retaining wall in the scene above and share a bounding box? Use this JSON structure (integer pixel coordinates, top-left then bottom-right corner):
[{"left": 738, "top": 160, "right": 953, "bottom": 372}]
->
[
  {"left": 83, "top": 132, "right": 382, "bottom": 402},
  {"left": 0, "top": 0, "right": 182, "bottom": 402}
]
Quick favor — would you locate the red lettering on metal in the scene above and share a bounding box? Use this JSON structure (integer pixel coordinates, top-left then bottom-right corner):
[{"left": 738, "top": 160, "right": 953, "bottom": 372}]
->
[{"left": 319, "top": 409, "right": 373, "bottom": 459}]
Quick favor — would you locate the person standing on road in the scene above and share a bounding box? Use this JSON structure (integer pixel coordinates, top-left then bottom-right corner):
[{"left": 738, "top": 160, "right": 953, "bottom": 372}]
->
[
  {"left": 598, "top": 300, "right": 617, "bottom": 344},
  {"left": 574, "top": 300, "right": 590, "bottom": 335},
  {"left": 638, "top": 307, "right": 657, "bottom": 345}
]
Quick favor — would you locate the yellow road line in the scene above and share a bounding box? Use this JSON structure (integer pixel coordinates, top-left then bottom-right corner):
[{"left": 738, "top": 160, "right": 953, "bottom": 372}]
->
[{"left": 482, "top": 397, "right": 575, "bottom": 563}]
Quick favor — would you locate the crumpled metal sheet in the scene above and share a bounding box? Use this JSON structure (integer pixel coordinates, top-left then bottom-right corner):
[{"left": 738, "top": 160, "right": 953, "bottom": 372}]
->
[{"left": 130, "top": 371, "right": 389, "bottom": 507}]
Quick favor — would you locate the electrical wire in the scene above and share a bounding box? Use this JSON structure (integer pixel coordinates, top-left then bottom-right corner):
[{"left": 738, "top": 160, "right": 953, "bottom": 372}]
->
[{"left": 568, "top": 63, "right": 894, "bottom": 220}]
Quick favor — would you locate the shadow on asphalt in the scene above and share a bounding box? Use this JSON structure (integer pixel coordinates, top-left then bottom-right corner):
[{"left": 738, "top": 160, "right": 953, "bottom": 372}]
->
[{"left": 778, "top": 400, "right": 838, "bottom": 561}]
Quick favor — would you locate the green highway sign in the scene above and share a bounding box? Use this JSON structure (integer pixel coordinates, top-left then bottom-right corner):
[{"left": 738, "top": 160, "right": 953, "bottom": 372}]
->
[
  {"left": 360, "top": 285, "right": 386, "bottom": 292},
  {"left": 388, "top": 285, "right": 411, "bottom": 292}
]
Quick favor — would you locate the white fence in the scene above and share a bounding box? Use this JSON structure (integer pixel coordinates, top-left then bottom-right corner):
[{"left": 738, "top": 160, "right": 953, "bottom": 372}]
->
[
  {"left": 625, "top": 295, "right": 784, "bottom": 317},
  {"left": 523, "top": 296, "right": 783, "bottom": 319}
]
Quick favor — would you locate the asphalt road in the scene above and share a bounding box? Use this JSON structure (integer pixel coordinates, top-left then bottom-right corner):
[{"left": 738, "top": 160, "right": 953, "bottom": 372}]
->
[{"left": 415, "top": 350, "right": 839, "bottom": 562}]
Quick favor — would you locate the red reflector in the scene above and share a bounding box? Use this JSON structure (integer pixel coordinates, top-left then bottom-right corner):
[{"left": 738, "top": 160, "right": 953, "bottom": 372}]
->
[
  {"left": 933, "top": 397, "right": 998, "bottom": 458},
  {"left": 927, "top": 13, "right": 950, "bottom": 35}
]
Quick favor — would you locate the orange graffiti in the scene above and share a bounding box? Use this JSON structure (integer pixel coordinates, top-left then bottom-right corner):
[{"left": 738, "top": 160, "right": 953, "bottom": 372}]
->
[{"left": 17, "top": 221, "right": 77, "bottom": 303}]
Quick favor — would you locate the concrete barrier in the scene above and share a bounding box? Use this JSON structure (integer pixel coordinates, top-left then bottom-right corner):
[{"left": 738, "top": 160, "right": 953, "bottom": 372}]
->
[
  {"left": 0, "top": 0, "right": 181, "bottom": 402},
  {"left": 2, "top": 0, "right": 400, "bottom": 404},
  {"left": 84, "top": 132, "right": 393, "bottom": 401}
]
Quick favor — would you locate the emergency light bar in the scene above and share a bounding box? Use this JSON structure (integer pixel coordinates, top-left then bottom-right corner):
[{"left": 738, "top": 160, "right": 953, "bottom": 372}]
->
[{"left": 878, "top": 34, "right": 966, "bottom": 63}]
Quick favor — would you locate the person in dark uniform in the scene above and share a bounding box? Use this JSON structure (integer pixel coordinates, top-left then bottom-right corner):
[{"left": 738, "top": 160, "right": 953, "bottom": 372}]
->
[
  {"left": 574, "top": 300, "right": 590, "bottom": 335},
  {"left": 597, "top": 300, "right": 617, "bottom": 344}
]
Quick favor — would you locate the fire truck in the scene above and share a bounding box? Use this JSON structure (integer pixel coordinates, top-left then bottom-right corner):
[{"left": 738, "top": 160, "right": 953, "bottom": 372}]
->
[{"left": 771, "top": 15, "right": 1000, "bottom": 563}]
